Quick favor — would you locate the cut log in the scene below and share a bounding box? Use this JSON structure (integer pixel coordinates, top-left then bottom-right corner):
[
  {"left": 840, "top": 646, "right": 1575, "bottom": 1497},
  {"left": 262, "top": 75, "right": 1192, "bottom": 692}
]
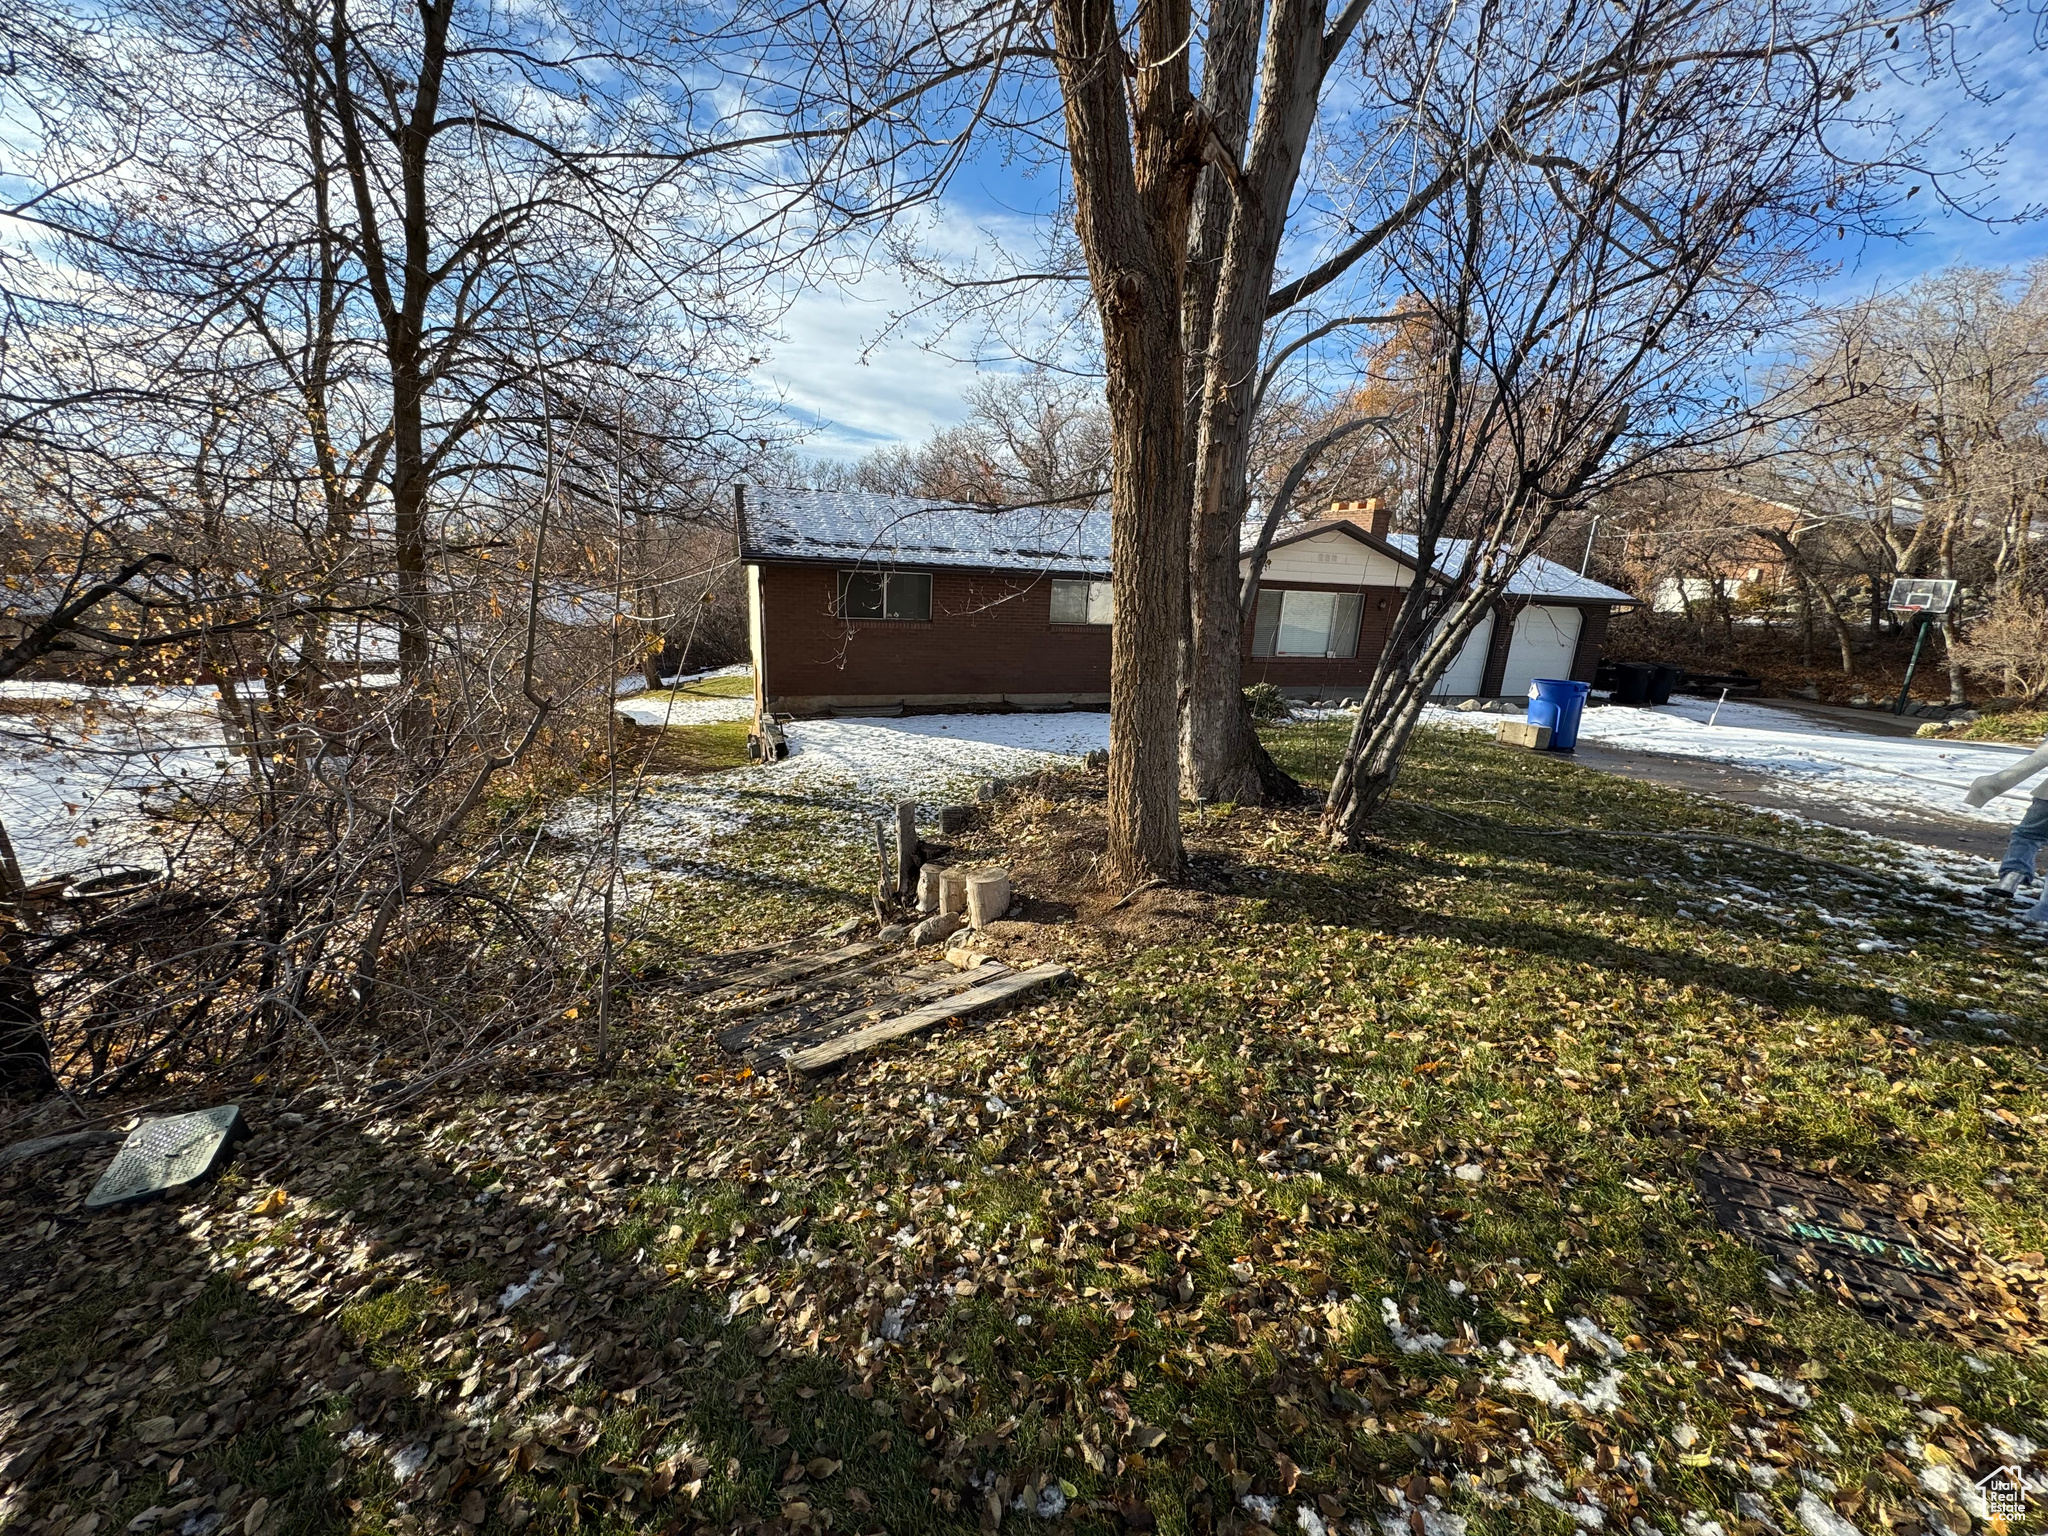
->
[
  {"left": 917, "top": 863, "right": 945, "bottom": 914},
  {"left": 965, "top": 869, "right": 1010, "bottom": 930},
  {"left": 786, "top": 963, "right": 1069, "bottom": 1073},
  {"left": 910, "top": 911, "right": 964, "bottom": 947},
  {"left": 939, "top": 869, "right": 968, "bottom": 916}
]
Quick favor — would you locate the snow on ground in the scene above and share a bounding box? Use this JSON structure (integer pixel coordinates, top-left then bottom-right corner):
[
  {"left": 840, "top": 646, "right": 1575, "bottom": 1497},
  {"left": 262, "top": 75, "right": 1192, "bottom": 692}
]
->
[
  {"left": 0, "top": 682, "right": 239, "bottom": 882},
  {"left": 615, "top": 692, "right": 754, "bottom": 728},
  {"left": 1426, "top": 695, "right": 2035, "bottom": 830},
  {"left": 553, "top": 710, "right": 1110, "bottom": 877}
]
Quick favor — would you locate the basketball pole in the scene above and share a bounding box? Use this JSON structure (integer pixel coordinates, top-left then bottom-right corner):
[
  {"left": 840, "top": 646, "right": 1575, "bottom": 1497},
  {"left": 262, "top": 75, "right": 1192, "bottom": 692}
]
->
[{"left": 1892, "top": 609, "right": 1931, "bottom": 716}]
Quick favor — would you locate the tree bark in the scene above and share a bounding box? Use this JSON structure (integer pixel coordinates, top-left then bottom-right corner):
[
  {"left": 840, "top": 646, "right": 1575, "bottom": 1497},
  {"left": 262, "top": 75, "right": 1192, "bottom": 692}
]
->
[
  {"left": 1178, "top": 0, "right": 1261, "bottom": 806},
  {"left": 1323, "top": 585, "right": 1499, "bottom": 843},
  {"left": 328, "top": 0, "right": 451, "bottom": 746},
  {"left": 1184, "top": 0, "right": 1366, "bottom": 805},
  {"left": 1048, "top": 0, "right": 1199, "bottom": 886}
]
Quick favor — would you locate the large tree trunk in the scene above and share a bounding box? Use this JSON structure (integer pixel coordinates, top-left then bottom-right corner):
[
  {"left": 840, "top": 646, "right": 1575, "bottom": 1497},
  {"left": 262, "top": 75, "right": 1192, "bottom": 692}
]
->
[
  {"left": 1048, "top": 0, "right": 1199, "bottom": 886},
  {"left": 1184, "top": 0, "right": 1356, "bottom": 804},
  {"left": 1178, "top": 0, "right": 1262, "bottom": 807}
]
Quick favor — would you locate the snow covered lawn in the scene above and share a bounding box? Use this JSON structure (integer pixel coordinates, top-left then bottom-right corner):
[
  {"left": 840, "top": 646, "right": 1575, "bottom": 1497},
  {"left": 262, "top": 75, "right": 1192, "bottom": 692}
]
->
[
  {"left": 1426, "top": 695, "right": 2036, "bottom": 829},
  {"left": 0, "top": 681, "right": 238, "bottom": 882},
  {"left": 555, "top": 709, "right": 1110, "bottom": 878}
]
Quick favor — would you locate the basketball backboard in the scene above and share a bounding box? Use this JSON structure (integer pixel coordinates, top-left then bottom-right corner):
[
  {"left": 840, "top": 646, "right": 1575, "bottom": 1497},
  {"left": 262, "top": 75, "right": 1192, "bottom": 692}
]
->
[{"left": 1887, "top": 577, "right": 1956, "bottom": 615}]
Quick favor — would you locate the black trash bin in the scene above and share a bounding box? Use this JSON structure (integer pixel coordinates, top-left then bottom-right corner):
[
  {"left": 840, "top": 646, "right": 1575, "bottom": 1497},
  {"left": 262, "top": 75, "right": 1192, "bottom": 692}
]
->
[
  {"left": 1611, "top": 663, "right": 1653, "bottom": 706},
  {"left": 1648, "top": 664, "right": 1682, "bottom": 706}
]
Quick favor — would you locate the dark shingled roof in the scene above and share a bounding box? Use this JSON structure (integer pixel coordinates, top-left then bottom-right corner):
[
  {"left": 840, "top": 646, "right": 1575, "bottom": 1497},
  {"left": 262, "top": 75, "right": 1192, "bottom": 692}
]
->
[{"left": 737, "top": 489, "right": 1111, "bottom": 577}]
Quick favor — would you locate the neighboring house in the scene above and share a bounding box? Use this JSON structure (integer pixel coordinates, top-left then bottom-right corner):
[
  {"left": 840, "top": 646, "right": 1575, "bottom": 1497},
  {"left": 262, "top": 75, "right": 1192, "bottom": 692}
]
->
[
  {"left": 736, "top": 489, "right": 1634, "bottom": 718},
  {"left": 1245, "top": 504, "right": 1635, "bottom": 699},
  {"left": 738, "top": 488, "right": 1114, "bottom": 717}
]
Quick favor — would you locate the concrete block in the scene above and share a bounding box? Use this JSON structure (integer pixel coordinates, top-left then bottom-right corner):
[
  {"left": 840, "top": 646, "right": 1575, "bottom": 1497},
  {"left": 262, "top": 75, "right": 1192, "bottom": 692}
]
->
[{"left": 1496, "top": 720, "right": 1552, "bottom": 750}]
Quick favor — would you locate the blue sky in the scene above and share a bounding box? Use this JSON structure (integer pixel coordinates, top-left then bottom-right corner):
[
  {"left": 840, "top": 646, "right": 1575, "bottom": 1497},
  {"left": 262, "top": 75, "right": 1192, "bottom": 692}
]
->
[{"left": 766, "top": 3, "right": 2047, "bottom": 465}]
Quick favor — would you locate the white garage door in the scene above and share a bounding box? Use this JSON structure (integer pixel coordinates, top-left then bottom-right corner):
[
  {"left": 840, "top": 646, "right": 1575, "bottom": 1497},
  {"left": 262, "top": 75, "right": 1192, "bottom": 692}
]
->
[
  {"left": 1429, "top": 611, "right": 1495, "bottom": 697},
  {"left": 1501, "top": 605, "right": 1584, "bottom": 698}
]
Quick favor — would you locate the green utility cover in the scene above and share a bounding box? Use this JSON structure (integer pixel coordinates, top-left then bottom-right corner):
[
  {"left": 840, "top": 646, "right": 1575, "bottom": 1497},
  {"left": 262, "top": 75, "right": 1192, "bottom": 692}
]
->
[{"left": 84, "top": 1105, "right": 247, "bottom": 1209}]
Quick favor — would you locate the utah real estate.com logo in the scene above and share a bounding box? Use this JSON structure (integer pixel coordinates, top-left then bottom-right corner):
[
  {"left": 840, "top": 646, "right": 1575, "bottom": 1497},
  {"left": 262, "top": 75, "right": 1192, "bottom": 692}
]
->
[{"left": 1979, "top": 1464, "right": 2030, "bottom": 1530}]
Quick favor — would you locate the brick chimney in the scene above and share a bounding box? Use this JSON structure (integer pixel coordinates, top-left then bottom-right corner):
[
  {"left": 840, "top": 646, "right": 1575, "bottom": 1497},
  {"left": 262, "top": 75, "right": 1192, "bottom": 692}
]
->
[{"left": 1326, "top": 497, "right": 1390, "bottom": 538}]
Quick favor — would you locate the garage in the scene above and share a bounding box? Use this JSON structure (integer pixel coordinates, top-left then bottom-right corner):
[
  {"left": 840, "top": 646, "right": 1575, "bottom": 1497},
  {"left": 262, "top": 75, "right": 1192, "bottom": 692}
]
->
[
  {"left": 1429, "top": 611, "right": 1495, "bottom": 698},
  {"left": 1500, "top": 605, "right": 1584, "bottom": 698}
]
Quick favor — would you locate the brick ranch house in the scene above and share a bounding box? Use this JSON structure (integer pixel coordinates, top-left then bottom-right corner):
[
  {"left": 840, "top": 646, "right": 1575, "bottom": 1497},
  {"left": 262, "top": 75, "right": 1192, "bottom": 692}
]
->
[{"left": 737, "top": 489, "right": 1634, "bottom": 718}]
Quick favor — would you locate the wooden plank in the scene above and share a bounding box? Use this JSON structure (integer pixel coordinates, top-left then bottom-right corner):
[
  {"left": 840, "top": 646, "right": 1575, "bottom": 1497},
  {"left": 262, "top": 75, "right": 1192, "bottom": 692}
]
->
[
  {"left": 718, "top": 961, "right": 1008, "bottom": 1056},
  {"left": 786, "top": 963, "right": 1068, "bottom": 1074},
  {"left": 707, "top": 950, "right": 906, "bottom": 1018},
  {"left": 694, "top": 940, "right": 892, "bottom": 1006},
  {"left": 817, "top": 961, "right": 1012, "bottom": 1029}
]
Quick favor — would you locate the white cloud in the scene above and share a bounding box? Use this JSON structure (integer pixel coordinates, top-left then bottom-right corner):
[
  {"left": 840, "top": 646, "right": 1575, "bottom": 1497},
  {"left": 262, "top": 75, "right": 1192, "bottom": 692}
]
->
[{"left": 755, "top": 197, "right": 1085, "bottom": 463}]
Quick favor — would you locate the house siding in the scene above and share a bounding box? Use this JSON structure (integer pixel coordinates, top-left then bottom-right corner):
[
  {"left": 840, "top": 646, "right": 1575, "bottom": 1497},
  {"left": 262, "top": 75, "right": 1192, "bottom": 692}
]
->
[
  {"left": 752, "top": 556, "right": 1619, "bottom": 715},
  {"left": 754, "top": 562, "right": 1111, "bottom": 712}
]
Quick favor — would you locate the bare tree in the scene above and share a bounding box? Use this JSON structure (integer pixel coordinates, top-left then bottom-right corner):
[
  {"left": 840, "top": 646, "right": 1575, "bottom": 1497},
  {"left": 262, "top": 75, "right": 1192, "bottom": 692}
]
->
[
  {"left": 1774, "top": 264, "right": 2048, "bottom": 702},
  {"left": 1315, "top": 0, "right": 1911, "bottom": 841},
  {"left": 841, "top": 371, "right": 1109, "bottom": 505}
]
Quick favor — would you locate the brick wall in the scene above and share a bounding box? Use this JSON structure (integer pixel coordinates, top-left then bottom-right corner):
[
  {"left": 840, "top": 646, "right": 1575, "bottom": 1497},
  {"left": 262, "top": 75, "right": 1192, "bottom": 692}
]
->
[
  {"left": 756, "top": 560, "right": 1614, "bottom": 710},
  {"left": 756, "top": 563, "right": 1111, "bottom": 709}
]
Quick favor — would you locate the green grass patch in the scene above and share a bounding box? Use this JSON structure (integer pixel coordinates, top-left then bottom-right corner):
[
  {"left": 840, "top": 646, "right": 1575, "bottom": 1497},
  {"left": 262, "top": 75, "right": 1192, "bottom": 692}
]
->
[
  {"left": 1951, "top": 708, "right": 2048, "bottom": 742},
  {"left": 619, "top": 716, "right": 753, "bottom": 776}
]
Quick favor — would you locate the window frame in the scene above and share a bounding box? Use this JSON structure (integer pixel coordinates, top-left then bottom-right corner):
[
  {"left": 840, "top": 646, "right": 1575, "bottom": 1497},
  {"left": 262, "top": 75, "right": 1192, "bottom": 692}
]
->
[
  {"left": 1250, "top": 586, "right": 1364, "bottom": 658},
  {"left": 1049, "top": 577, "right": 1114, "bottom": 626},
  {"left": 835, "top": 569, "right": 933, "bottom": 622}
]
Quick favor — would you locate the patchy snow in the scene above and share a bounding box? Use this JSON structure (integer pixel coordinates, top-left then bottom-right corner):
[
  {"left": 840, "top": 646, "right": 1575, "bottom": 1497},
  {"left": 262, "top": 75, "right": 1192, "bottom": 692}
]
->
[
  {"left": 553, "top": 710, "right": 1109, "bottom": 875},
  {"left": 615, "top": 691, "right": 754, "bottom": 728},
  {"left": 1794, "top": 1493, "right": 1862, "bottom": 1536},
  {"left": 1725, "top": 1359, "right": 1813, "bottom": 1409},
  {"left": 1426, "top": 695, "right": 2036, "bottom": 832},
  {"left": 1491, "top": 1338, "right": 1625, "bottom": 1413},
  {"left": 1377, "top": 1497, "right": 1468, "bottom": 1536},
  {"left": 1566, "top": 1316, "right": 1629, "bottom": 1360},
  {"left": 0, "top": 682, "right": 240, "bottom": 882},
  {"left": 1380, "top": 1296, "right": 1449, "bottom": 1355},
  {"left": 1241, "top": 1494, "right": 1281, "bottom": 1525}
]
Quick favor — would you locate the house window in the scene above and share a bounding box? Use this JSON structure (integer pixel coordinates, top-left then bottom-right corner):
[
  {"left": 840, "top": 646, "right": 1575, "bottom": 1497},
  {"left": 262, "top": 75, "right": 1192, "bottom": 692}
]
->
[
  {"left": 1252, "top": 588, "right": 1363, "bottom": 657},
  {"left": 1049, "top": 578, "right": 1113, "bottom": 625},
  {"left": 836, "top": 570, "right": 932, "bottom": 621}
]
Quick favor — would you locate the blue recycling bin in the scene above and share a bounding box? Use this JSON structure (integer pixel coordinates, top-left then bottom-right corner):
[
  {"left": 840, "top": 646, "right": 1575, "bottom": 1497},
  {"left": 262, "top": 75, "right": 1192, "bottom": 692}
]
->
[{"left": 1527, "top": 678, "right": 1591, "bottom": 751}]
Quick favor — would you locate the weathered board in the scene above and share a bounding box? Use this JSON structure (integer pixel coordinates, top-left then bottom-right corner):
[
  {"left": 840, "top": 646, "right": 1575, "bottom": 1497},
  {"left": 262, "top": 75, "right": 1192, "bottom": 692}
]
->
[
  {"left": 785, "top": 963, "right": 1068, "bottom": 1074},
  {"left": 692, "top": 939, "right": 893, "bottom": 1006},
  {"left": 85, "top": 1105, "right": 248, "bottom": 1209},
  {"left": 1694, "top": 1149, "right": 1971, "bottom": 1330}
]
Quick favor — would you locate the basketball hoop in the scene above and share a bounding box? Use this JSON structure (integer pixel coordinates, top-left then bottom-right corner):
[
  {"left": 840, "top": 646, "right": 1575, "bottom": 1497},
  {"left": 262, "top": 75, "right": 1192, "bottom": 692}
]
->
[
  {"left": 1885, "top": 577, "right": 1958, "bottom": 716},
  {"left": 1887, "top": 577, "right": 1956, "bottom": 617}
]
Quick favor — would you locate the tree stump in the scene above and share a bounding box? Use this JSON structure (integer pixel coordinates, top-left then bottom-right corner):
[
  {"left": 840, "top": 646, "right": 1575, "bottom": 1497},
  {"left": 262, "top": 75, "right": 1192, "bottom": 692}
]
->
[
  {"left": 965, "top": 869, "right": 1011, "bottom": 930},
  {"left": 939, "top": 869, "right": 969, "bottom": 917}
]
